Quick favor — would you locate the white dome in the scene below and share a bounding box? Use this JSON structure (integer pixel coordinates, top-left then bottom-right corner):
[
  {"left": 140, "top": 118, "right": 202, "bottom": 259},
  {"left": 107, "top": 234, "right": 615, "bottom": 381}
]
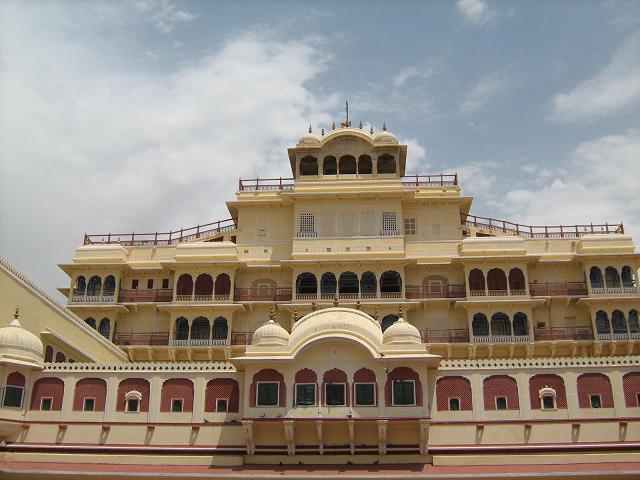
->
[
  {"left": 0, "top": 316, "right": 44, "bottom": 370},
  {"left": 252, "top": 319, "right": 290, "bottom": 346},
  {"left": 382, "top": 317, "right": 421, "bottom": 345},
  {"left": 297, "top": 132, "right": 321, "bottom": 147},
  {"left": 373, "top": 130, "right": 398, "bottom": 145}
]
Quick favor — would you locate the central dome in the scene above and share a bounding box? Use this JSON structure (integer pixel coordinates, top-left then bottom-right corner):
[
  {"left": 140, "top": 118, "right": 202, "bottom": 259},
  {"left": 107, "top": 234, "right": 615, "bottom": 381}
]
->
[
  {"left": 0, "top": 314, "right": 44, "bottom": 370},
  {"left": 252, "top": 319, "right": 290, "bottom": 346}
]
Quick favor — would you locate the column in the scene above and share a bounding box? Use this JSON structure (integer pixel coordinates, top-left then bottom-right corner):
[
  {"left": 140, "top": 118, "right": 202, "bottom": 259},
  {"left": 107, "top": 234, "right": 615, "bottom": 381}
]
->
[
  {"left": 470, "top": 373, "right": 483, "bottom": 421},
  {"left": 148, "top": 376, "right": 162, "bottom": 424},
  {"left": 60, "top": 377, "right": 76, "bottom": 422},
  {"left": 484, "top": 270, "right": 488, "bottom": 296},
  {"left": 564, "top": 372, "right": 579, "bottom": 420},
  {"left": 103, "top": 376, "right": 119, "bottom": 423},
  {"left": 193, "top": 376, "right": 206, "bottom": 423}
]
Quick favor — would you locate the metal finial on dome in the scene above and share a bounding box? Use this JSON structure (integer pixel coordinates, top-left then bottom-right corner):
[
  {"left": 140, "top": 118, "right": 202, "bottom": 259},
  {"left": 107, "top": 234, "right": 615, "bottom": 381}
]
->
[
  {"left": 332, "top": 120, "right": 336, "bottom": 130},
  {"left": 333, "top": 296, "right": 339, "bottom": 307},
  {"left": 308, "top": 125, "right": 312, "bottom": 134},
  {"left": 356, "top": 300, "right": 361, "bottom": 310},
  {"left": 293, "top": 309, "right": 298, "bottom": 322},
  {"left": 321, "top": 128, "right": 325, "bottom": 136},
  {"left": 269, "top": 307, "right": 276, "bottom": 321},
  {"left": 359, "top": 121, "right": 363, "bottom": 129},
  {"left": 383, "top": 122, "right": 387, "bottom": 132},
  {"left": 14, "top": 307, "right": 19, "bottom": 319},
  {"left": 398, "top": 305, "right": 403, "bottom": 316},
  {"left": 373, "top": 307, "right": 379, "bottom": 320},
  {"left": 369, "top": 125, "right": 374, "bottom": 135}
]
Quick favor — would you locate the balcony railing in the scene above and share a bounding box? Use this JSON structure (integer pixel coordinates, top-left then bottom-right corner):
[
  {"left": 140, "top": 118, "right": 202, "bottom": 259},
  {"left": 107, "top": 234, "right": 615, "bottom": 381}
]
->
[
  {"left": 420, "top": 328, "right": 470, "bottom": 343},
  {"left": 596, "top": 332, "right": 640, "bottom": 341},
  {"left": 118, "top": 289, "right": 173, "bottom": 303},
  {"left": 174, "top": 294, "right": 231, "bottom": 302},
  {"left": 84, "top": 218, "right": 237, "bottom": 246},
  {"left": 591, "top": 286, "right": 639, "bottom": 296},
  {"left": 234, "top": 288, "right": 293, "bottom": 302},
  {"left": 401, "top": 174, "right": 458, "bottom": 187},
  {"left": 534, "top": 326, "right": 593, "bottom": 341},
  {"left": 406, "top": 284, "right": 466, "bottom": 299},
  {"left": 70, "top": 294, "right": 115, "bottom": 303},
  {"left": 114, "top": 332, "right": 169, "bottom": 346},
  {"left": 239, "top": 177, "right": 295, "bottom": 191},
  {"left": 294, "top": 292, "right": 404, "bottom": 301},
  {"left": 170, "top": 338, "right": 227, "bottom": 347},
  {"left": 231, "top": 331, "right": 253, "bottom": 345},
  {"left": 474, "top": 334, "right": 531, "bottom": 343},
  {"left": 469, "top": 289, "right": 528, "bottom": 297},
  {"left": 462, "top": 214, "right": 624, "bottom": 239},
  {"left": 529, "top": 282, "right": 588, "bottom": 297}
]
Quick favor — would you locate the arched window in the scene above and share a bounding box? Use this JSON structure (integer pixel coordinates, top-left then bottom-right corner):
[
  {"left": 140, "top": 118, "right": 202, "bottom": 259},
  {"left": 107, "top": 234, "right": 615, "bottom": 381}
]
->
[
  {"left": 213, "top": 317, "right": 228, "bottom": 340},
  {"left": 175, "top": 317, "right": 189, "bottom": 340},
  {"left": 116, "top": 378, "right": 150, "bottom": 412},
  {"left": 629, "top": 310, "right": 639, "bottom": 334},
  {"left": 322, "top": 368, "right": 349, "bottom": 406},
  {"left": 513, "top": 312, "right": 528, "bottom": 336},
  {"left": 338, "top": 155, "right": 356, "bottom": 174},
  {"left": 577, "top": 373, "right": 613, "bottom": 409},
  {"left": 73, "top": 378, "right": 107, "bottom": 412},
  {"left": 589, "top": 267, "right": 604, "bottom": 288},
  {"left": 194, "top": 274, "right": 214, "bottom": 297},
  {"left": 44, "top": 345, "right": 54, "bottom": 363},
  {"left": 295, "top": 369, "right": 318, "bottom": 406},
  {"left": 160, "top": 379, "right": 194, "bottom": 413},
  {"left": 320, "top": 272, "right": 337, "bottom": 297},
  {"left": 508, "top": 268, "right": 525, "bottom": 292},
  {"left": 176, "top": 274, "right": 193, "bottom": 296},
  {"left": 386, "top": 367, "right": 422, "bottom": 406},
  {"left": 381, "top": 314, "right": 398, "bottom": 332},
  {"left": 436, "top": 376, "right": 472, "bottom": 411},
  {"left": 360, "top": 271, "right": 377, "bottom": 295},
  {"left": 190, "top": 317, "right": 210, "bottom": 340},
  {"left": 214, "top": 273, "right": 231, "bottom": 297},
  {"left": 30, "top": 378, "right": 64, "bottom": 411},
  {"left": 529, "top": 374, "right": 567, "bottom": 410},
  {"left": 612, "top": 310, "right": 627, "bottom": 334},
  {"left": 296, "top": 272, "right": 317, "bottom": 295},
  {"left": 73, "top": 276, "right": 86, "bottom": 297},
  {"left": 323, "top": 156, "right": 337, "bottom": 175},
  {"left": 595, "top": 310, "right": 610, "bottom": 335},
  {"left": 338, "top": 272, "right": 359, "bottom": 295},
  {"left": 423, "top": 275, "right": 449, "bottom": 295},
  {"left": 605, "top": 267, "right": 621, "bottom": 288},
  {"left": 483, "top": 375, "right": 519, "bottom": 410},
  {"left": 299, "top": 156, "right": 318, "bottom": 176},
  {"left": 491, "top": 312, "right": 511, "bottom": 336},
  {"left": 3, "top": 372, "right": 26, "bottom": 408},
  {"left": 468, "top": 269, "right": 485, "bottom": 293},
  {"left": 55, "top": 351, "right": 66, "bottom": 363},
  {"left": 377, "top": 154, "right": 396, "bottom": 174},
  {"left": 623, "top": 372, "right": 640, "bottom": 407},
  {"left": 85, "top": 317, "right": 97, "bottom": 329},
  {"left": 103, "top": 275, "right": 116, "bottom": 296},
  {"left": 358, "top": 155, "right": 372, "bottom": 174},
  {"left": 250, "top": 369, "right": 285, "bottom": 407},
  {"left": 472, "top": 313, "right": 489, "bottom": 336},
  {"left": 487, "top": 268, "right": 507, "bottom": 292},
  {"left": 205, "top": 378, "right": 240, "bottom": 412},
  {"left": 621, "top": 266, "right": 636, "bottom": 288},
  {"left": 380, "top": 271, "right": 402, "bottom": 294},
  {"left": 98, "top": 318, "right": 110, "bottom": 338},
  {"left": 86, "top": 275, "right": 102, "bottom": 296}
]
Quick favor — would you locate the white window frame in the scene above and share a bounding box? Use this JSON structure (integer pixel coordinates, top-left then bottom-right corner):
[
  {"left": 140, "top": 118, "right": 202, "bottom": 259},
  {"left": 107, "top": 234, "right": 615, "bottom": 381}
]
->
[
  {"left": 391, "top": 379, "right": 416, "bottom": 406},
  {"left": 381, "top": 212, "right": 397, "bottom": 234},
  {"left": 83, "top": 397, "right": 96, "bottom": 412},
  {"left": 299, "top": 213, "right": 316, "bottom": 234},
  {"left": 448, "top": 397, "right": 461, "bottom": 411},
  {"left": 1, "top": 385, "right": 24, "bottom": 409},
  {"left": 256, "top": 381, "right": 280, "bottom": 407},
  {"left": 124, "top": 390, "right": 143, "bottom": 413},
  {"left": 295, "top": 383, "right": 317, "bottom": 407},
  {"left": 589, "top": 393, "right": 602, "bottom": 409},
  {"left": 170, "top": 398, "right": 184, "bottom": 413},
  {"left": 495, "top": 396, "right": 508, "bottom": 410},
  {"left": 324, "top": 382, "right": 347, "bottom": 407},
  {"left": 403, "top": 218, "right": 416, "bottom": 235},
  {"left": 40, "top": 396, "right": 53, "bottom": 411},
  {"left": 353, "top": 382, "right": 377, "bottom": 406},
  {"left": 216, "top": 398, "right": 229, "bottom": 412}
]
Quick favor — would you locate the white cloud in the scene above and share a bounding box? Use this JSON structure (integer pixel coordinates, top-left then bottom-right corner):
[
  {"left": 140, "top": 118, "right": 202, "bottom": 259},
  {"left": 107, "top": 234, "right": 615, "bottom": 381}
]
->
[
  {"left": 501, "top": 130, "right": 640, "bottom": 241},
  {"left": 456, "top": 0, "right": 493, "bottom": 26},
  {"left": 133, "top": 0, "right": 196, "bottom": 33},
  {"left": 0, "top": 6, "right": 333, "bottom": 296},
  {"left": 552, "top": 34, "right": 640, "bottom": 121},
  {"left": 392, "top": 65, "right": 439, "bottom": 89},
  {"left": 402, "top": 138, "right": 428, "bottom": 170},
  {"left": 459, "top": 72, "right": 509, "bottom": 115}
]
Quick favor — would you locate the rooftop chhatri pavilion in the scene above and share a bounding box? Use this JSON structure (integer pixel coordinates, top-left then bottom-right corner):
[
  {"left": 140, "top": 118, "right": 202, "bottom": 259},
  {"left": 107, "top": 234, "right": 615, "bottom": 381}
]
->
[{"left": 0, "top": 120, "right": 639, "bottom": 479}]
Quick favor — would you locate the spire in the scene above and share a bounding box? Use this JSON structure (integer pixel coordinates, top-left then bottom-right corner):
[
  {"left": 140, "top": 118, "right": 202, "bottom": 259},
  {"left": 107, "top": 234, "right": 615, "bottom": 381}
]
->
[
  {"left": 345, "top": 100, "right": 349, "bottom": 125},
  {"left": 332, "top": 120, "right": 336, "bottom": 130},
  {"left": 14, "top": 307, "right": 19, "bottom": 319},
  {"left": 321, "top": 128, "right": 325, "bottom": 136},
  {"left": 369, "top": 125, "right": 374, "bottom": 135},
  {"left": 383, "top": 121, "right": 387, "bottom": 132},
  {"left": 359, "top": 120, "right": 363, "bottom": 129},
  {"left": 308, "top": 124, "right": 312, "bottom": 134}
]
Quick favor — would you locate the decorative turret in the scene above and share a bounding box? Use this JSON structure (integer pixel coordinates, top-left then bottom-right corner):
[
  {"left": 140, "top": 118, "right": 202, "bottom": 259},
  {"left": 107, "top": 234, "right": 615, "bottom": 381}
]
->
[
  {"left": 0, "top": 308, "right": 44, "bottom": 370},
  {"left": 382, "top": 317, "right": 422, "bottom": 345},
  {"left": 251, "top": 308, "right": 289, "bottom": 347}
]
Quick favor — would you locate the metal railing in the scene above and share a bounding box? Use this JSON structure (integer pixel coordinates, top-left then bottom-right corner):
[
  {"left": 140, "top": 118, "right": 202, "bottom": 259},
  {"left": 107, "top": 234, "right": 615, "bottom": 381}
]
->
[
  {"left": 170, "top": 338, "right": 227, "bottom": 347},
  {"left": 231, "top": 331, "right": 253, "bottom": 345},
  {"left": 113, "top": 332, "right": 170, "bottom": 346},
  {"left": 70, "top": 293, "right": 115, "bottom": 303},
  {"left": 294, "top": 291, "right": 404, "bottom": 301},
  {"left": 596, "top": 332, "right": 640, "bottom": 341},
  {"left": 462, "top": 214, "right": 624, "bottom": 239},
  {"left": 118, "top": 289, "right": 173, "bottom": 303},
  {"left": 469, "top": 289, "right": 528, "bottom": 297},
  {"left": 401, "top": 174, "right": 458, "bottom": 187},
  {"left": 234, "top": 288, "right": 293, "bottom": 302},
  {"left": 420, "top": 328, "right": 470, "bottom": 343},
  {"left": 174, "top": 293, "right": 231, "bottom": 302},
  {"left": 406, "top": 284, "right": 466, "bottom": 299},
  {"left": 529, "top": 282, "right": 588, "bottom": 297},
  {"left": 591, "top": 286, "right": 639, "bottom": 296},
  {"left": 534, "top": 326, "right": 593, "bottom": 341},
  {"left": 474, "top": 334, "right": 531, "bottom": 343}
]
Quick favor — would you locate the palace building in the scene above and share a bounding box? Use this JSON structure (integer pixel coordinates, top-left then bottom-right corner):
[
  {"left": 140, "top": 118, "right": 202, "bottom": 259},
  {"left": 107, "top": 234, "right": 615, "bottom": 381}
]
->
[{"left": 1, "top": 122, "right": 639, "bottom": 478}]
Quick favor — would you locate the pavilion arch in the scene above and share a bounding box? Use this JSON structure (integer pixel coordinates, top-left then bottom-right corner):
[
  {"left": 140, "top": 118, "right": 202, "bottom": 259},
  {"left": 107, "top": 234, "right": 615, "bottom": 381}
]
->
[
  {"left": 73, "top": 276, "right": 86, "bottom": 296},
  {"left": 85, "top": 317, "right": 97, "bottom": 329},
  {"left": 116, "top": 378, "right": 150, "bottom": 412},
  {"left": 612, "top": 310, "right": 627, "bottom": 334},
  {"left": 491, "top": 312, "right": 511, "bottom": 336},
  {"left": 605, "top": 267, "right": 621, "bottom": 288},
  {"left": 191, "top": 317, "right": 210, "bottom": 340},
  {"left": 339, "top": 155, "right": 357, "bottom": 174},
  {"left": 103, "top": 275, "right": 116, "bottom": 296},
  {"left": 250, "top": 369, "right": 286, "bottom": 407},
  {"left": 160, "top": 378, "right": 194, "bottom": 412},
  {"left": 360, "top": 271, "right": 377, "bottom": 295},
  {"left": 194, "top": 274, "right": 213, "bottom": 296},
  {"left": 205, "top": 378, "right": 240, "bottom": 412},
  {"left": 86, "top": 276, "right": 102, "bottom": 296},
  {"left": 436, "top": 376, "right": 472, "bottom": 411},
  {"left": 380, "top": 270, "right": 402, "bottom": 294},
  {"left": 622, "top": 266, "right": 636, "bottom": 287},
  {"left": 320, "top": 272, "right": 337, "bottom": 296},
  {"left": 299, "top": 156, "right": 318, "bottom": 176},
  {"left": 623, "top": 372, "right": 640, "bottom": 407},
  {"left": 174, "top": 317, "right": 189, "bottom": 340},
  {"left": 322, "top": 368, "right": 349, "bottom": 405},
  {"left": 381, "top": 314, "right": 398, "bottom": 333},
  {"left": 589, "top": 267, "right": 604, "bottom": 288},
  {"left": 483, "top": 375, "right": 519, "bottom": 410},
  {"left": 468, "top": 268, "right": 485, "bottom": 292},
  {"left": 595, "top": 310, "right": 610, "bottom": 335},
  {"left": 472, "top": 313, "right": 489, "bottom": 336},
  {"left": 296, "top": 272, "right": 317, "bottom": 295},
  {"left": 213, "top": 317, "right": 228, "bottom": 340},
  {"left": 339, "top": 271, "right": 359, "bottom": 295},
  {"left": 98, "top": 318, "right": 111, "bottom": 338},
  {"left": 291, "top": 332, "right": 380, "bottom": 361},
  {"left": 215, "top": 273, "right": 231, "bottom": 296},
  {"left": 30, "top": 378, "right": 64, "bottom": 411},
  {"left": 487, "top": 268, "right": 507, "bottom": 291},
  {"left": 176, "top": 274, "right": 193, "bottom": 296},
  {"left": 508, "top": 268, "right": 525, "bottom": 291},
  {"left": 629, "top": 310, "right": 639, "bottom": 333},
  {"left": 323, "top": 155, "right": 337, "bottom": 175},
  {"left": 529, "top": 374, "right": 567, "bottom": 409},
  {"left": 577, "top": 373, "right": 613, "bottom": 408},
  {"left": 73, "top": 378, "right": 107, "bottom": 411},
  {"left": 513, "top": 312, "right": 528, "bottom": 336},
  {"left": 358, "top": 154, "right": 372, "bottom": 174},
  {"left": 377, "top": 154, "right": 396, "bottom": 174}
]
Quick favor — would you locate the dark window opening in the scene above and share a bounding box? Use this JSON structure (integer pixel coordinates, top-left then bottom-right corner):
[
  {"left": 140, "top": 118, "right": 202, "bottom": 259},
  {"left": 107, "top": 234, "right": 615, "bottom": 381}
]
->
[
  {"left": 495, "top": 397, "right": 507, "bottom": 410},
  {"left": 542, "top": 395, "right": 555, "bottom": 410},
  {"left": 126, "top": 398, "right": 140, "bottom": 412},
  {"left": 392, "top": 380, "right": 415, "bottom": 405},
  {"left": 355, "top": 383, "right": 375, "bottom": 406},
  {"left": 131, "top": 279, "right": 139, "bottom": 290},
  {"left": 84, "top": 398, "right": 95, "bottom": 411},
  {"left": 171, "top": 399, "right": 183, "bottom": 412},
  {"left": 449, "top": 398, "right": 460, "bottom": 411},
  {"left": 41, "top": 398, "right": 53, "bottom": 411},
  {"left": 217, "top": 399, "right": 228, "bottom": 412},
  {"left": 147, "top": 279, "right": 154, "bottom": 289},
  {"left": 2, "top": 386, "right": 23, "bottom": 408},
  {"left": 590, "top": 394, "right": 601, "bottom": 409},
  {"left": 257, "top": 382, "right": 279, "bottom": 406},
  {"left": 162, "top": 278, "right": 169, "bottom": 289},
  {"left": 325, "top": 384, "right": 345, "bottom": 406},
  {"left": 296, "top": 384, "right": 316, "bottom": 406}
]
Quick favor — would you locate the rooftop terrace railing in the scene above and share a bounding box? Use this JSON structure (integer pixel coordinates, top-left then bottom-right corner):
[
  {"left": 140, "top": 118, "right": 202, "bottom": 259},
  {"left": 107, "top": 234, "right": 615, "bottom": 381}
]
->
[
  {"left": 462, "top": 214, "right": 624, "bottom": 239},
  {"left": 84, "top": 218, "right": 237, "bottom": 246}
]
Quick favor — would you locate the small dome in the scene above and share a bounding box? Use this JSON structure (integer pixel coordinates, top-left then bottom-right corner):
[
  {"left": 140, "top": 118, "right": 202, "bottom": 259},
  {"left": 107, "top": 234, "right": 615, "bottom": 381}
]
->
[
  {"left": 0, "top": 314, "right": 44, "bottom": 370},
  {"left": 252, "top": 319, "right": 290, "bottom": 347},
  {"left": 297, "top": 132, "right": 321, "bottom": 147},
  {"left": 382, "top": 317, "right": 421, "bottom": 345},
  {"left": 373, "top": 131, "right": 398, "bottom": 145}
]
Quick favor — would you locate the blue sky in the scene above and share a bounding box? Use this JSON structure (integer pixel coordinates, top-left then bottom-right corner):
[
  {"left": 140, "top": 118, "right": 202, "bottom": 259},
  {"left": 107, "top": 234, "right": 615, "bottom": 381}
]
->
[{"left": 1, "top": 0, "right": 639, "bottom": 296}]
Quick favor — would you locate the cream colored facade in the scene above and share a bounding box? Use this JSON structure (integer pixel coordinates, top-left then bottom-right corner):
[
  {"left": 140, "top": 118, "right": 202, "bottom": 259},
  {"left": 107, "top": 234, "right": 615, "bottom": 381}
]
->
[{"left": 1, "top": 125, "right": 639, "bottom": 478}]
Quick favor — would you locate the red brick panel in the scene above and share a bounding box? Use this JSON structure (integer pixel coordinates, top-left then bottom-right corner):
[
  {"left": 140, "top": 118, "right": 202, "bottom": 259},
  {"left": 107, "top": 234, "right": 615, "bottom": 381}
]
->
[
  {"left": 250, "top": 369, "right": 286, "bottom": 407},
  {"left": 354, "top": 368, "right": 376, "bottom": 383},
  {"left": 116, "top": 378, "right": 150, "bottom": 412},
  {"left": 6, "top": 372, "right": 25, "bottom": 387},
  {"left": 577, "top": 373, "right": 613, "bottom": 408},
  {"left": 205, "top": 378, "right": 240, "bottom": 412},
  {"left": 483, "top": 375, "right": 519, "bottom": 410},
  {"left": 623, "top": 372, "right": 640, "bottom": 407},
  {"left": 160, "top": 379, "right": 194, "bottom": 412},
  {"left": 529, "top": 374, "right": 567, "bottom": 409},
  {"left": 322, "top": 368, "right": 349, "bottom": 405},
  {"left": 295, "top": 368, "right": 317, "bottom": 383},
  {"left": 436, "top": 376, "right": 472, "bottom": 411},
  {"left": 385, "top": 367, "right": 423, "bottom": 407},
  {"left": 30, "top": 378, "right": 64, "bottom": 411},
  {"left": 73, "top": 378, "right": 107, "bottom": 411}
]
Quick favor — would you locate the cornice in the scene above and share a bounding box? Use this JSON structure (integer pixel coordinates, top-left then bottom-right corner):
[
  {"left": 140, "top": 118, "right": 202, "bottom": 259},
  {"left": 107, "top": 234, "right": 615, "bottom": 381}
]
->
[{"left": 439, "top": 355, "right": 640, "bottom": 370}]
